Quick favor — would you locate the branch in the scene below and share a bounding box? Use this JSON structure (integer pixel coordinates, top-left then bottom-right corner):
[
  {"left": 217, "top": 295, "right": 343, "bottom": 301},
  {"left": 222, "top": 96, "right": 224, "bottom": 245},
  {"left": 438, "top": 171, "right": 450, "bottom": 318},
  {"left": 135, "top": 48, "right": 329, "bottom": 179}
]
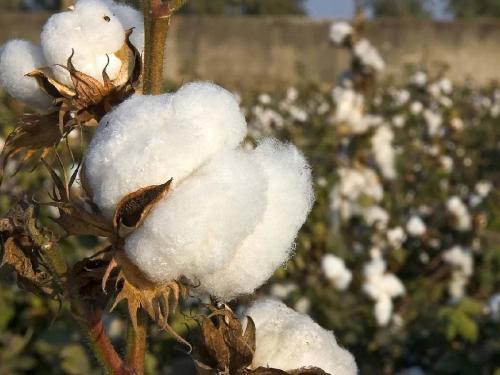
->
[{"left": 125, "top": 311, "right": 148, "bottom": 375}]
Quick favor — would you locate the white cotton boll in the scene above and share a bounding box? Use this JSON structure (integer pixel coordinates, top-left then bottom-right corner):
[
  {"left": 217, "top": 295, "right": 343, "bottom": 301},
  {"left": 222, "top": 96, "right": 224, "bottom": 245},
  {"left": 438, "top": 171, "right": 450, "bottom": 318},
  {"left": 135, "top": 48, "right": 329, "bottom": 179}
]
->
[
  {"left": 475, "top": 181, "right": 492, "bottom": 198},
  {"left": 125, "top": 149, "right": 268, "bottom": 283},
  {"left": 443, "top": 246, "right": 473, "bottom": 277},
  {"left": 423, "top": 109, "right": 443, "bottom": 136},
  {"left": 410, "top": 101, "right": 423, "bottom": 115},
  {"left": 105, "top": 1, "right": 145, "bottom": 52},
  {"left": 406, "top": 215, "right": 426, "bottom": 237},
  {"left": 446, "top": 196, "right": 472, "bottom": 231},
  {"left": 84, "top": 82, "right": 247, "bottom": 217},
  {"left": 330, "top": 22, "right": 353, "bottom": 45},
  {"left": 0, "top": 40, "right": 52, "bottom": 110},
  {"left": 371, "top": 125, "right": 397, "bottom": 180},
  {"left": 41, "top": 0, "right": 126, "bottom": 86},
  {"left": 411, "top": 71, "right": 427, "bottom": 87},
  {"left": 374, "top": 294, "right": 392, "bottom": 326},
  {"left": 363, "top": 206, "right": 389, "bottom": 230},
  {"left": 387, "top": 227, "right": 406, "bottom": 249},
  {"left": 247, "top": 299, "right": 357, "bottom": 375},
  {"left": 198, "top": 139, "right": 314, "bottom": 300},
  {"left": 354, "top": 39, "right": 385, "bottom": 72},
  {"left": 321, "top": 254, "right": 352, "bottom": 290}
]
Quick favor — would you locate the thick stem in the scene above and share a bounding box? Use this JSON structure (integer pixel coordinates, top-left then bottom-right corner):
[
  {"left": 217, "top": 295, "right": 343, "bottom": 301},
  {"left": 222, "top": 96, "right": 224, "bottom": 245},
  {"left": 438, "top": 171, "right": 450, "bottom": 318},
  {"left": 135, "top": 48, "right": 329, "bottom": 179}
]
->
[
  {"left": 142, "top": 0, "right": 186, "bottom": 95},
  {"left": 125, "top": 311, "right": 148, "bottom": 375}
]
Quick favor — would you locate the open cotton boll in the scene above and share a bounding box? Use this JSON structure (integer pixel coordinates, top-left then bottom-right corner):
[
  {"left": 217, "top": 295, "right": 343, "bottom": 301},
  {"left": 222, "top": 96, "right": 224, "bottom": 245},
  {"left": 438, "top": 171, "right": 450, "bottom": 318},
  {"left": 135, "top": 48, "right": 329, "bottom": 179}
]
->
[
  {"left": 0, "top": 40, "right": 53, "bottom": 110},
  {"left": 124, "top": 149, "right": 268, "bottom": 283},
  {"left": 330, "top": 22, "right": 353, "bottom": 45},
  {"left": 247, "top": 299, "right": 357, "bottom": 375},
  {"left": 41, "top": 0, "right": 125, "bottom": 86},
  {"left": 198, "top": 139, "right": 314, "bottom": 300},
  {"left": 105, "top": 1, "right": 145, "bottom": 52},
  {"left": 83, "top": 82, "right": 247, "bottom": 217}
]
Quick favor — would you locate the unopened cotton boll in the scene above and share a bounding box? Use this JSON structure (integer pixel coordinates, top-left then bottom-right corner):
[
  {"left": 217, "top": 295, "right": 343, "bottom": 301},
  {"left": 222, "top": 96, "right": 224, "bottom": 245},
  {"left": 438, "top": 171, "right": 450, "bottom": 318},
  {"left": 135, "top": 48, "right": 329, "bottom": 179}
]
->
[
  {"left": 247, "top": 299, "right": 357, "bottom": 375},
  {"left": 198, "top": 139, "right": 314, "bottom": 300},
  {"left": 83, "top": 82, "right": 247, "bottom": 217},
  {"left": 125, "top": 149, "right": 268, "bottom": 283},
  {"left": 0, "top": 40, "right": 53, "bottom": 110},
  {"left": 41, "top": 0, "right": 127, "bottom": 86}
]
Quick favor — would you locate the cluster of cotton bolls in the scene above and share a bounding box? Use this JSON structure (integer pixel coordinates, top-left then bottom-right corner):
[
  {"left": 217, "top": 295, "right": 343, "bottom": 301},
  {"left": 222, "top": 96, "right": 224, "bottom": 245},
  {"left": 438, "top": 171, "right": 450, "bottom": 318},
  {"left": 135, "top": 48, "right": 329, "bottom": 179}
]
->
[
  {"left": 83, "top": 81, "right": 314, "bottom": 301},
  {"left": 246, "top": 299, "right": 357, "bottom": 374},
  {"left": 442, "top": 246, "right": 474, "bottom": 301},
  {"left": 0, "top": 0, "right": 144, "bottom": 110}
]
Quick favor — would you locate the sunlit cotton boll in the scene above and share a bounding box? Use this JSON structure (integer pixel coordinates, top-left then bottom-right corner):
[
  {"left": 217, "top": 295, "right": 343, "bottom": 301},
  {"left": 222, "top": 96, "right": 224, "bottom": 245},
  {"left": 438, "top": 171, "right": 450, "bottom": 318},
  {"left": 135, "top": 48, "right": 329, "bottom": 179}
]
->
[
  {"left": 446, "top": 196, "right": 472, "bottom": 231},
  {"left": 83, "top": 82, "right": 247, "bottom": 218},
  {"left": 329, "top": 22, "right": 353, "bottom": 45},
  {"left": 321, "top": 254, "right": 352, "bottom": 290},
  {"left": 198, "top": 139, "right": 314, "bottom": 300},
  {"left": 371, "top": 125, "right": 397, "bottom": 180},
  {"left": 104, "top": 0, "right": 145, "bottom": 53},
  {"left": 406, "top": 215, "right": 426, "bottom": 237},
  {"left": 41, "top": 0, "right": 129, "bottom": 86},
  {"left": 125, "top": 149, "right": 268, "bottom": 283},
  {"left": 353, "top": 39, "right": 385, "bottom": 72},
  {"left": 247, "top": 299, "right": 357, "bottom": 375},
  {"left": 0, "top": 40, "right": 53, "bottom": 110}
]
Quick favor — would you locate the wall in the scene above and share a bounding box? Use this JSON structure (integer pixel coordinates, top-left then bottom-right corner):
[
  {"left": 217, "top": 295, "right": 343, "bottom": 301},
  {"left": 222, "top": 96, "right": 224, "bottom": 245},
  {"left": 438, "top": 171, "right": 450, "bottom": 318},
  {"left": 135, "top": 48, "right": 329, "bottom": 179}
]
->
[{"left": 1, "top": 12, "right": 500, "bottom": 90}]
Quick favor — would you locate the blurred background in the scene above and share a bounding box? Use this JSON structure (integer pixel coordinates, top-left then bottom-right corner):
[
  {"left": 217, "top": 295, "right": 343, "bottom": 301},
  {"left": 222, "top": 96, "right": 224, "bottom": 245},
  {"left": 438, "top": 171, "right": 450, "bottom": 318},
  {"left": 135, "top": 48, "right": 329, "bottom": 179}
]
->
[{"left": 0, "top": 0, "right": 499, "bottom": 374}]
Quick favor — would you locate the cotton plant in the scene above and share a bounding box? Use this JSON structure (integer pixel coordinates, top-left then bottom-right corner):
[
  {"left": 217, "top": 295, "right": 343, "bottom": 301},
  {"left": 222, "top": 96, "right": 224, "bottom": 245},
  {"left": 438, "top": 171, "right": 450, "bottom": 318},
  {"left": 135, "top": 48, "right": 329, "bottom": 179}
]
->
[
  {"left": 0, "top": 0, "right": 144, "bottom": 180},
  {"left": 0, "top": 0, "right": 366, "bottom": 373}
]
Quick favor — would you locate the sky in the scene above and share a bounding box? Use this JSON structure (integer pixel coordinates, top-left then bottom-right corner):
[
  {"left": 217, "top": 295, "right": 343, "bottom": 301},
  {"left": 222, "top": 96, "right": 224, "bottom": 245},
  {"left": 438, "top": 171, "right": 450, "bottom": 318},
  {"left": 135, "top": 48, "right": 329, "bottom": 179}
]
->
[{"left": 305, "top": 0, "right": 449, "bottom": 19}]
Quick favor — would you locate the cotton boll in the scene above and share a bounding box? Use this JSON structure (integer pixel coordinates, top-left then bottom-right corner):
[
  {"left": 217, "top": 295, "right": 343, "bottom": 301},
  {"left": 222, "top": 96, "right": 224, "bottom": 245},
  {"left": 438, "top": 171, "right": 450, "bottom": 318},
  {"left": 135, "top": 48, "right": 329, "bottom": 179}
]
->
[
  {"left": 247, "top": 299, "right": 357, "bottom": 375},
  {"left": 198, "top": 139, "right": 314, "bottom": 300},
  {"left": 0, "top": 40, "right": 52, "bottom": 110},
  {"left": 330, "top": 22, "right": 353, "bottom": 45},
  {"left": 125, "top": 149, "right": 268, "bottom": 283},
  {"left": 354, "top": 39, "right": 385, "bottom": 72},
  {"left": 41, "top": 0, "right": 125, "bottom": 86},
  {"left": 84, "top": 82, "right": 247, "bottom": 217},
  {"left": 374, "top": 294, "right": 392, "bottom": 326},
  {"left": 406, "top": 215, "right": 426, "bottom": 237},
  {"left": 105, "top": 1, "right": 145, "bottom": 52},
  {"left": 371, "top": 125, "right": 396, "bottom": 180},
  {"left": 321, "top": 254, "right": 352, "bottom": 290}
]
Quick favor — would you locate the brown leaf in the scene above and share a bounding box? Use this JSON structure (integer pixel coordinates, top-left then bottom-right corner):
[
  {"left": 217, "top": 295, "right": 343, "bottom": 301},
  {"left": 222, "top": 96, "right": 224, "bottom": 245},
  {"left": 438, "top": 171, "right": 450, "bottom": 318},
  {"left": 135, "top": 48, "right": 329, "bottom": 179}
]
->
[
  {"left": 248, "top": 368, "right": 289, "bottom": 375},
  {"left": 0, "top": 113, "right": 63, "bottom": 184},
  {"left": 52, "top": 203, "right": 113, "bottom": 237},
  {"left": 26, "top": 69, "right": 75, "bottom": 99},
  {"left": 113, "top": 179, "right": 172, "bottom": 235},
  {"left": 287, "top": 368, "right": 330, "bottom": 375}
]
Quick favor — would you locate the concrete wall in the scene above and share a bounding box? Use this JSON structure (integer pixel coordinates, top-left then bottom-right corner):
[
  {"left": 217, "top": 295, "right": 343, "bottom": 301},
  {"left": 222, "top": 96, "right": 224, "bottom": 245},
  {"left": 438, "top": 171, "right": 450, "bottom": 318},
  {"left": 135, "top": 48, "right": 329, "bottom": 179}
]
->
[{"left": 1, "top": 12, "right": 500, "bottom": 90}]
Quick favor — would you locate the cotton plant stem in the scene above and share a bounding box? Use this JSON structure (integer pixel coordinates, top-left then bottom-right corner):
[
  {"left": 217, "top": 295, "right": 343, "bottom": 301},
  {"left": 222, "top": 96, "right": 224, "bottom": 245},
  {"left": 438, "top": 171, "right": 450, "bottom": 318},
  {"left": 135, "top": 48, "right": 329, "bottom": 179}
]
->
[
  {"left": 142, "top": 0, "right": 186, "bottom": 95},
  {"left": 125, "top": 311, "right": 148, "bottom": 375}
]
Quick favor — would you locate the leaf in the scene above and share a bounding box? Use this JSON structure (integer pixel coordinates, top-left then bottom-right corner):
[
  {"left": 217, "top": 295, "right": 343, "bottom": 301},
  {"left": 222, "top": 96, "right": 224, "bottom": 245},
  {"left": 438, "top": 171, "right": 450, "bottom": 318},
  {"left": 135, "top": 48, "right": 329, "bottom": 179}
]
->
[
  {"left": 0, "top": 113, "right": 62, "bottom": 184},
  {"left": 52, "top": 203, "right": 113, "bottom": 237},
  {"left": 113, "top": 179, "right": 172, "bottom": 235},
  {"left": 26, "top": 69, "right": 75, "bottom": 99}
]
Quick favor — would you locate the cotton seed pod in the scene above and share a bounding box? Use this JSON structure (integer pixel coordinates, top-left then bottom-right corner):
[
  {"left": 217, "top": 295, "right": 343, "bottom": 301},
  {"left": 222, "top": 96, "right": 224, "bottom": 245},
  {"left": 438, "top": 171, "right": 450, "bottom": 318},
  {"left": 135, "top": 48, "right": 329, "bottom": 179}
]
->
[
  {"left": 124, "top": 148, "right": 268, "bottom": 283},
  {"left": 198, "top": 139, "right": 314, "bottom": 301},
  {"left": 0, "top": 40, "right": 53, "bottom": 110},
  {"left": 83, "top": 82, "right": 247, "bottom": 218},
  {"left": 247, "top": 299, "right": 358, "bottom": 375}
]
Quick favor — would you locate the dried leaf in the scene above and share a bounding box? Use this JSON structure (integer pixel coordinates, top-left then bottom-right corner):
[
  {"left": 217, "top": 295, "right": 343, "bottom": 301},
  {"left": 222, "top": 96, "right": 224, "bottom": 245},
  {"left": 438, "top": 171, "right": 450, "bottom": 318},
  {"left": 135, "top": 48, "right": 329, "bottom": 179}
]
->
[
  {"left": 52, "top": 203, "right": 113, "bottom": 237},
  {"left": 113, "top": 179, "right": 172, "bottom": 235},
  {"left": 0, "top": 113, "right": 63, "bottom": 184},
  {"left": 26, "top": 69, "right": 75, "bottom": 99}
]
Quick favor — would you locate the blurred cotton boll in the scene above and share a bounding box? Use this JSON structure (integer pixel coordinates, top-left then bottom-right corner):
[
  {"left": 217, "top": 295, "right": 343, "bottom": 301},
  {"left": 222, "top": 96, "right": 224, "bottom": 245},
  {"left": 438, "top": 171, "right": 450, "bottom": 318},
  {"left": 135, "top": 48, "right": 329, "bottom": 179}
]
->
[
  {"left": 371, "top": 125, "right": 397, "bottom": 180},
  {"left": 406, "top": 215, "right": 426, "bottom": 237},
  {"left": 247, "top": 299, "right": 357, "bottom": 375},
  {"left": 83, "top": 82, "right": 247, "bottom": 217},
  {"left": 446, "top": 196, "right": 472, "bottom": 232},
  {"left": 0, "top": 40, "right": 53, "bottom": 110},
  {"left": 354, "top": 39, "right": 385, "bottom": 72},
  {"left": 321, "top": 254, "right": 352, "bottom": 290},
  {"left": 329, "top": 22, "right": 353, "bottom": 45},
  {"left": 198, "top": 139, "right": 314, "bottom": 300}
]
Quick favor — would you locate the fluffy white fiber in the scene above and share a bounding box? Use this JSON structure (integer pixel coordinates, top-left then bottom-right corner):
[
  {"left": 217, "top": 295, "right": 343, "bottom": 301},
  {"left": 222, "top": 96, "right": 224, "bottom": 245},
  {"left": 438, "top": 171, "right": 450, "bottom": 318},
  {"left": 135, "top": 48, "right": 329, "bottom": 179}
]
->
[
  {"left": 246, "top": 299, "right": 357, "bottom": 375},
  {"left": 0, "top": 40, "right": 52, "bottom": 110},
  {"left": 83, "top": 82, "right": 247, "bottom": 218},
  {"left": 321, "top": 254, "right": 352, "bottom": 290},
  {"left": 329, "top": 22, "right": 353, "bottom": 45},
  {"left": 124, "top": 149, "right": 268, "bottom": 283},
  {"left": 41, "top": 0, "right": 143, "bottom": 86},
  {"left": 198, "top": 139, "right": 314, "bottom": 300}
]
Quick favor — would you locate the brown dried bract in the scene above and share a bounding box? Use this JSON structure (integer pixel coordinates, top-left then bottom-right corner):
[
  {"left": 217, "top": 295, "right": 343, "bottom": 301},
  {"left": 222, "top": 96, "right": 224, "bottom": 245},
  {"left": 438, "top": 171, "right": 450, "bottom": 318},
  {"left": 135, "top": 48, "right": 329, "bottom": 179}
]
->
[
  {"left": 0, "top": 29, "right": 142, "bottom": 185},
  {"left": 0, "top": 200, "right": 63, "bottom": 299}
]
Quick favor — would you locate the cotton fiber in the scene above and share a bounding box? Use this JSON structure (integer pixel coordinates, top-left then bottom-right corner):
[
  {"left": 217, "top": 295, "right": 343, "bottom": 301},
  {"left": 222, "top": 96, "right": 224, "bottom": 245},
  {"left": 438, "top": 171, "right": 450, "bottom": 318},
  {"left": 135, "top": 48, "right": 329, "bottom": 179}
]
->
[
  {"left": 83, "top": 82, "right": 247, "bottom": 217},
  {"left": 321, "top": 254, "right": 352, "bottom": 290},
  {"left": 124, "top": 149, "right": 268, "bottom": 283},
  {"left": 0, "top": 40, "right": 52, "bottom": 110},
  {"left": 198, "top": 139, "right": 314, "bottom": 300},
  {"left": 40, "top": 0, "right": 142, "bottom": 86},
  {"left": 247, "top": 299, "right": 358, "bottom": 375}
]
